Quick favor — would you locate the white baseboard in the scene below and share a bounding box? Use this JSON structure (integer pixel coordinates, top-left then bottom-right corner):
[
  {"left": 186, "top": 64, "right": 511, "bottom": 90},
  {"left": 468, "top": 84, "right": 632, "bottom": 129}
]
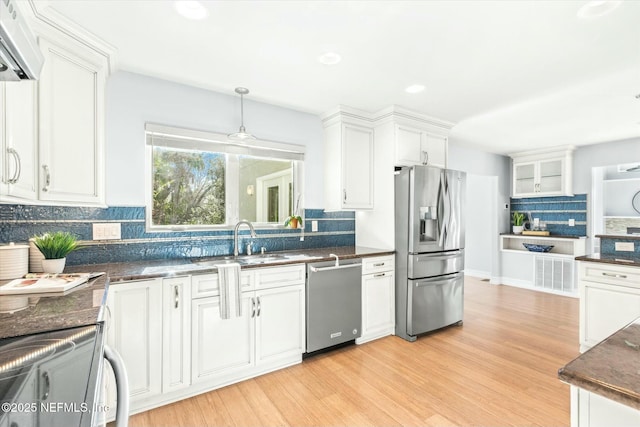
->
[
  {"left": 464, "top": 269, "right": 491, "bottom": 279},
  {"left": 493, "top": 276, "right": 578, "bottom": 298}
]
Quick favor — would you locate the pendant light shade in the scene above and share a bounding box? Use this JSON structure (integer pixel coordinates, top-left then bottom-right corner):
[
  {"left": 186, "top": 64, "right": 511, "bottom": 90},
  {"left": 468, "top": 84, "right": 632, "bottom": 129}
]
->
[{"left": 228, "top": 87, "right": 256, "bottom": 141}]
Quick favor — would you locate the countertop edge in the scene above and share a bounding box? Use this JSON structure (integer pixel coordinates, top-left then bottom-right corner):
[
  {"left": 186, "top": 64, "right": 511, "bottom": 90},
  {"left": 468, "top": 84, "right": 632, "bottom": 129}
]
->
[
  {"left": 500, "top": 233, "right": 586, "bottom": 240},
  {"left": 575, "top": 254, "right": 640, "bottom": 267},
  {"left": 558, "top": 368, "right": 640, "bottom": 411},
  {"left": 69, "top": 246, "right": 396, "bottom": 284}
]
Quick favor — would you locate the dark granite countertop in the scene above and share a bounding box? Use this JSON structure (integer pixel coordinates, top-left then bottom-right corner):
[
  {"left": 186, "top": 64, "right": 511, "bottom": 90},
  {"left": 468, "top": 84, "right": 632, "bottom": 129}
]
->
[
  {"left": 0, "top": 274, "right": 108, "bottom": 340},
  {"left": 500, "top": 233, "right": 586, "bottom": 239},
  {"left": 575, "top": 253, "right": 640, "bottom": 267},
  {"left": 559, "top": 318, "right": 640, "bottom": 411},
  {"left": 596, "top": 234, "right": 640, "bottom": 241},
  {"left": 0, "top": 246, "right": 392, "bottom": 339},
  {"left": 74, "top": 246, "right": 395, "bottom": 283}
]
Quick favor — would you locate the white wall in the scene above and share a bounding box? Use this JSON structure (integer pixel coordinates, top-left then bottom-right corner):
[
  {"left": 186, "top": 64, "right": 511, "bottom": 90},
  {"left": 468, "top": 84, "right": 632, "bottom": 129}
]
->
[
  {"left": 105, "top": 71, "right": 324, "bottom": 207},
  {"left": 465, "top": 175, "right": 498, "bottom": 279},
  {"left": 447, "top": 141, "right": 511, "bottom": 281},
  {"left": 573, "top": 137, "right": 640, "bottom": 194}
]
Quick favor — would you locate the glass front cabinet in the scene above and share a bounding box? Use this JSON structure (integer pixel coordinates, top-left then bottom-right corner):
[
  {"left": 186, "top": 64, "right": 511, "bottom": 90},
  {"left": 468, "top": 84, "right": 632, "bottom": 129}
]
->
[{"left": 511, "top": 147, "right": 574, "bottom": 198}]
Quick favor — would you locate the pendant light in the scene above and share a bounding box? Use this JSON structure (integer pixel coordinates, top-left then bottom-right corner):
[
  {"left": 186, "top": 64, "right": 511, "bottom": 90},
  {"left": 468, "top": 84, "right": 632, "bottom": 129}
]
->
[{"left": 228, "top": 87, "right": 256, "bottom": 141}]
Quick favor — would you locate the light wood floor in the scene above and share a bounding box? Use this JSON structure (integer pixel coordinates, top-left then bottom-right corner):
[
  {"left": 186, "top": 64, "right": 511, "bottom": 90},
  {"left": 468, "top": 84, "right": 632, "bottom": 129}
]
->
[{"left": 129, "top": 277, "right": 579, "bottom": 427}]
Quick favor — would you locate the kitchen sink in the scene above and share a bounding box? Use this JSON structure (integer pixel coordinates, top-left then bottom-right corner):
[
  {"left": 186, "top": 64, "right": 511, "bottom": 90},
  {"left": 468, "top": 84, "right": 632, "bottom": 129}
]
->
[
  {"left": 190, "top": 252, "right": 323, "bottom": 268},
  {"left": 191, "top": 254, "right": 287, "bottom": 267}
]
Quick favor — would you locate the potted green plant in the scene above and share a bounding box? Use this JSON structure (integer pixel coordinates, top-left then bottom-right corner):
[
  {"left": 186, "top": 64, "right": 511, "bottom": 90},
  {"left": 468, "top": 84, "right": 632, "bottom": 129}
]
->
[
  {"left": 32, "top": 231, "right": 81, "bottom": 273},
  {"left": 284, "top": 195, "right": 303, "bottom": 229},
  {"left": 284, "top": 214, "right": 303, "bottom": 229},
  {"left": 512, "top": 211, "right": 525, "bottom": 235}
]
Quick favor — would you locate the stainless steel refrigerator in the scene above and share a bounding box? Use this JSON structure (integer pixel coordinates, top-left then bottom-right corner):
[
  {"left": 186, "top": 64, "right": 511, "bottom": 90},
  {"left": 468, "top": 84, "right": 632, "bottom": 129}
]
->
[{"left": 395, "top": 165, "right": 466, "bottom": 342}]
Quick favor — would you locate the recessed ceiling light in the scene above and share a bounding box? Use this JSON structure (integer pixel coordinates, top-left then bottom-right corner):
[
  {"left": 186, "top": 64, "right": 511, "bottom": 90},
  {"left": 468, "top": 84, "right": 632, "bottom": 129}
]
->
[
  {"left": 577, "top": 1, "right": 622, "bottom": 19},
  {"left": 405, "top": 84, "right": 425, "bottom": 94},
  {"left": 317, "top": 52, "right": 341, "bottom": 65},
  {"left": 174, "top": 1, "right": 209, "bottom": 20}
]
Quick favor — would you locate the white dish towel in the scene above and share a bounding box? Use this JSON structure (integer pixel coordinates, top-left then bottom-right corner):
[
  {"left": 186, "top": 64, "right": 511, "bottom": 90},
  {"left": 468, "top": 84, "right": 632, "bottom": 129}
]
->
[{"left": 218, "top": 263, "right": 242, "bottom": 319}]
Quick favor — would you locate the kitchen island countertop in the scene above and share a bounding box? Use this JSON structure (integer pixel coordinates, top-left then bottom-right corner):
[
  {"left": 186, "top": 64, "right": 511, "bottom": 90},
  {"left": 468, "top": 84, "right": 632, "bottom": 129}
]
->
[{"left": 559, "top": 317, "right": 640, "bottom": 411}]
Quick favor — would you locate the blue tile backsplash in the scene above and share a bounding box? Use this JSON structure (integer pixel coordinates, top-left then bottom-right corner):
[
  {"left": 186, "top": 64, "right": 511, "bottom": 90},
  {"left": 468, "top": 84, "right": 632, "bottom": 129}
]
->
[
  {"left": 510, "top": 194, "right": 587, "bottom": 237},
  {"left": 599, "top": 236, "right": 640, "bottom": 257},
  {"left": 0, "top": 205, "right": 355, "bottom": 266}
]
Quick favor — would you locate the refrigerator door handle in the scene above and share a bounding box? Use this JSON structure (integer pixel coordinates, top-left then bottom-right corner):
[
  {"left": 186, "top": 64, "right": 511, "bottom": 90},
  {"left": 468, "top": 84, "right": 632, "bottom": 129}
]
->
[
  {"left": 438, "top": 172, "right": 450, "bottom": 248},
  {"left": 414, "top": 274, "right": 460, "bottom": 287}
]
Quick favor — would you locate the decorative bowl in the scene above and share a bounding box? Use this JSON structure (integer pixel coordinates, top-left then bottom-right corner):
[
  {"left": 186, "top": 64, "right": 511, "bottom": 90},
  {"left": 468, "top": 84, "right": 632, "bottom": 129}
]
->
[{"left": 523, "top": 243, "right": 554, "bottom": 253}]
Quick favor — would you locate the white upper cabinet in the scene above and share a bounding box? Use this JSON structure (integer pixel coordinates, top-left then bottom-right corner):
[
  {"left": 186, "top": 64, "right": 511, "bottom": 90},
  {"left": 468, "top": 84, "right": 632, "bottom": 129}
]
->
[
  {"left": 323, "top": 112, "right": 374, "bottom": 210},
  {"left": 0, "top": 81, "right": 39, "bottom": 200},
  {"left": 510, "top": 146, "right": 574, "bottom": 198},
  {"left": 0, "top": 2, "right": 115, "bottom": 206},
  {"left": 394, "top": 124, "right": 447, "bottom": 168},
  {"left": 37, "top": 32, "right": 108, "bottom": 205}
]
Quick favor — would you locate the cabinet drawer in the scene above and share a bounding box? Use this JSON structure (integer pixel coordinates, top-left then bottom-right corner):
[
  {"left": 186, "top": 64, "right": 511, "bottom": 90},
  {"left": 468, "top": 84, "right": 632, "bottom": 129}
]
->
[
  {"left": 255, "top": 264, "right": 305, "bottom": 290},
  {"left": 362, "top": 255, "right": 395, "bottom": 275},
  {"left": 580, "top": 262, "right": 640, "bottom": 289},
  {"left": 192, "top": 271, "right": 253, "bottom": 298}
]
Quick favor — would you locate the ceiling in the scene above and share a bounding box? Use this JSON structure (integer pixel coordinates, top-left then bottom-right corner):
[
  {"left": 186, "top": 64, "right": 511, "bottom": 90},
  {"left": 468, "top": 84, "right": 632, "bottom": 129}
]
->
[{"left": 37, "top": 0, "right": 640, "bottom": 155}]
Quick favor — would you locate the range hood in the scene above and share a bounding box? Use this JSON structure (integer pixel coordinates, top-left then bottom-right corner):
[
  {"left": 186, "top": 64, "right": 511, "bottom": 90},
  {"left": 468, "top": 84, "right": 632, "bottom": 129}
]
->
[{"left": 0, "top": 0, "right": 44, "bottom": 81}]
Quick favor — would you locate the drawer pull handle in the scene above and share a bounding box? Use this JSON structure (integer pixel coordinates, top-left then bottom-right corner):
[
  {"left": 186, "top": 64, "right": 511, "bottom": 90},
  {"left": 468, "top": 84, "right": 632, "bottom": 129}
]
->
[
  {"left": 602, "top": 272, "right": 627, "bottom": 279},
  {"left": 374, "top": 273, "right": 386, "bottom": 277},
  {"left": 174, "top": 285, "right": 179, "bottom": 309},
  {"left": 373, "top": 263, "right": 385, "bottom": 267}
]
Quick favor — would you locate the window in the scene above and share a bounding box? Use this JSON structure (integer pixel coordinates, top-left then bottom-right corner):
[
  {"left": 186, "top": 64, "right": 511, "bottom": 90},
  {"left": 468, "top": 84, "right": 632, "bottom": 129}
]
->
[{"left": 145, "top": 124, "right": 304, "bottom": 230}]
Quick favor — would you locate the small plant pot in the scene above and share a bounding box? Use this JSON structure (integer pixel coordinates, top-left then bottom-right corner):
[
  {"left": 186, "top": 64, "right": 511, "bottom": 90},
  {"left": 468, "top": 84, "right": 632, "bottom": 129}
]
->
[
  {"left": 41, "top": 258, "right": 66, "bottom": 274},
  {"left": 512, "top": 225, "right": 524, "bottom": 235},
  {"left": 289, "top": 218, "right": 299, "bottom": 229}
]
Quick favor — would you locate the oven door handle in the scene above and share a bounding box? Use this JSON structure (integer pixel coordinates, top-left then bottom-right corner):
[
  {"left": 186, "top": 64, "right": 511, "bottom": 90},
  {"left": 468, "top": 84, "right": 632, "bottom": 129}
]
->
[{"left": 104, "top": 345, "right": 130, "bottom": 427}]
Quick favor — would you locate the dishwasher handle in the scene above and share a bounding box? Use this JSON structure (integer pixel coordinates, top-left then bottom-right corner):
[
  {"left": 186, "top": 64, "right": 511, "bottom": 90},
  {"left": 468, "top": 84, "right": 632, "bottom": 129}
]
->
[{"left": 309, "top": 263, "right": 362, "bottom": 273}]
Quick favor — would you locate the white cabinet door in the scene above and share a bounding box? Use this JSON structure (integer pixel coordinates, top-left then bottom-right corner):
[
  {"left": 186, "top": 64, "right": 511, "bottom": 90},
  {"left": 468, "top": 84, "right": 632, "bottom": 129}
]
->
[
  {"left": 342, "top": 123, "right": 374, "bottom": 209},
  {"left": 191, "top": 295, "right": 254, "bottom": 384},
  {"left": 513, "top": 161, "right": 537, "bottom": 196},
  {"left": 538, "top": 158, "right": 564, "bottom": 194},
  {"left": 107, "top": 279, "right": 163, "bottom": 406},
  {"left": 580, "top": 280, "right": 640, "bottom": 350},
  {"left": 162, "top": 277, "right": 191, "bottom": 393},
  {"left": 37, "top": 35, "right": 106, "bottom": 205},
  {"left": 255, "top": 284, "right": 305, "bottom": 366},
  {"left": 395, "top": 124, "right": 423, "bottom": 166},
  {"left": 359, "top": 270, "right": 395, "bottom": 344},
  {"left": 422, "top": 132, "right": 447, "bottom": 168},
  {"left": 1, "top": 81, "right": 38, "bottom": 200}
]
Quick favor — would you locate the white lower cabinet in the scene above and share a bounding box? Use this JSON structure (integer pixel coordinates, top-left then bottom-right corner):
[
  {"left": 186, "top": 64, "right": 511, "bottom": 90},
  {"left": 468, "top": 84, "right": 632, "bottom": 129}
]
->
[
  {"left": 106, "top": 278, "right": 163, "bottom": 412},
  {"left": 107, "top": 264, "right": 305, "bottom": 419},
  {"left": 579, "top": 262, "right": 640, "bottom": 352},
  {"left": 162, "top": 277, "right": 191, "bottom": 393},
  {"left": 255, "top": 284, "right": 305, "bottom": 365},
  {"left": 357, "top": 255, "right": 395, "bottom": 344},
  {"left": 191, "top": 294, "right": 254, "bottom": 384},
  {"left": 572, "top": 386, "right": 640, "bottom": 427},
  {"left": 192, "top": 265, "right": 305, "bottom": 386}
]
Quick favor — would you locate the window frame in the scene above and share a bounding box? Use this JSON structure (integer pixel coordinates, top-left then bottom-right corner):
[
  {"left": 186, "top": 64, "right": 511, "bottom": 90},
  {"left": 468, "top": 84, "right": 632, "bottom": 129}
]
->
[{"left": 144, "top": 123, "right": 305, "bottom": 232}]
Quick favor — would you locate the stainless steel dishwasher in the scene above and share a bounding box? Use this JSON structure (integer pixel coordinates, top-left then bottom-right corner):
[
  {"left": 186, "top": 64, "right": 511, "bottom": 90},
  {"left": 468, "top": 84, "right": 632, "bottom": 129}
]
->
[{"left": 306, "top": 257, "right": 362, "bottom": 354}]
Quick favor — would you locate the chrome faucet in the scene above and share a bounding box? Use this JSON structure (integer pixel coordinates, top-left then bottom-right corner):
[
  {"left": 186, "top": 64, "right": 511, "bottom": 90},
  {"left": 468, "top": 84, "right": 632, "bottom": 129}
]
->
[{"left": 233, "top": 221, "right": 257, "bottom": 256}]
